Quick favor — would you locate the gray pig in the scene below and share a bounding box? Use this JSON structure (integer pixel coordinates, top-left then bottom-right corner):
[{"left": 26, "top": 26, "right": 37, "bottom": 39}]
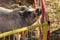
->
[{"left": 0, "top": 7, "right": 42, "bottom": 40}]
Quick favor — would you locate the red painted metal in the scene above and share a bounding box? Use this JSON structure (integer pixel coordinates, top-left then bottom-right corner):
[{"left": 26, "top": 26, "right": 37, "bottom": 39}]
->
[
  {"left": 39, "top": 27, "right": 43, "bottom": 40},
  {"left": 40, "top": 0, "right": 49, "bottom": 21},
  {"left": 47, "top": 31, "right": 50, "bottom": 40},
  {"left": 34, "top": 0, "right": 50, "bottom": 40},
  {"left": 40, "top": 0, "right": 50, "bottom": 40}
]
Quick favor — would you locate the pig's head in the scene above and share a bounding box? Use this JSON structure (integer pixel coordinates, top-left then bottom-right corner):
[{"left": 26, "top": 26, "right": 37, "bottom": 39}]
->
[
  {"left": 17, "top": 7, "right": 42, "bottom": 25},
  {"left": 11, "top": 7, "right": 42, "bottom": 26}
]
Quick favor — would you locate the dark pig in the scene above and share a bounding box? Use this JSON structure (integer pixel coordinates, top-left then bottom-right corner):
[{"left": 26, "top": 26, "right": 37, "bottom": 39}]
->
[
  {"left": 0, "top": 7, "right": 42, "bottom": 32},
  {"left": 0, "top": 7, "right": 42, "bottom": 40}
]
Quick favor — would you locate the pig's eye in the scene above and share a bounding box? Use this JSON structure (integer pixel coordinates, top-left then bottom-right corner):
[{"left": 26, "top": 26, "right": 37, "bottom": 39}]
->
[
  {"left": 22, "top": 11, "right": 31, "bottom": 17},
  {"left": 27, "top": 11, "right": 32, "bottom": 14}
]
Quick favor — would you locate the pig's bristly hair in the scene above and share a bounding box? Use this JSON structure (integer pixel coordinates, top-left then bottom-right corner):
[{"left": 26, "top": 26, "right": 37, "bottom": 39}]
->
[
  {"left": 0, "top": 7, "right": 13, "bottom": 14},
  {"left": 9, "top": 6, "right": 42, "bottom": 19},
  {"left": 10, "top": 6, "right": 34, "bottom": 16}
]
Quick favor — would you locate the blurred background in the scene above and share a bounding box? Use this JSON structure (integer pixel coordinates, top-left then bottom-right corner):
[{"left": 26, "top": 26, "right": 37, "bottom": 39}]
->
[{"left": 0, "top": 0, "right": 60, "bottom": 40}]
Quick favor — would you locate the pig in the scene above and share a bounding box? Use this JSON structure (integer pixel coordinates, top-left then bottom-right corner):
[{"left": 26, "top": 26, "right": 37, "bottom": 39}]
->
[
  {"left": 0, "top": 7, "right": 13, "bottom": 13},
  {"left": 0, "top": 7, "right": 42, "bottom": 40}
]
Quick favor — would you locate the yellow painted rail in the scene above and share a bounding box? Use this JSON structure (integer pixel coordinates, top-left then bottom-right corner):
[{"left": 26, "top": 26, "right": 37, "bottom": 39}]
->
[
  {"left": 0, "top": 23, "right": 41, "bottom": 38},
  {"left": 42, "top": 23, "right": 49, "bottom": 40}
]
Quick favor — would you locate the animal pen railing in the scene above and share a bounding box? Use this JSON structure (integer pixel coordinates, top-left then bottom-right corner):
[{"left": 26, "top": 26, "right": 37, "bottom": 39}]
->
[
  {"left": 0, "top": 23, "right": 49, "bottom": 40},
  {"left": 0, "top": 0, "right": 50, "bottom": 40}
]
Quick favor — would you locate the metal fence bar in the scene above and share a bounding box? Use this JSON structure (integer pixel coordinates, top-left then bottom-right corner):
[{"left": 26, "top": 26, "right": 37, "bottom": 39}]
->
[
  {"left": 42, "top": 23, "right": 49, "bottom": 40},
  {"left": 0, "top": 23, "right": 40, "bottom": 38}
]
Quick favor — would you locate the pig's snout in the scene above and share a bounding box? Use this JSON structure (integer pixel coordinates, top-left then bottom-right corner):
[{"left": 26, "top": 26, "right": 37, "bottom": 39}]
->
[{"left": 35, "top": 8, "right": 42, "bottom": 16}]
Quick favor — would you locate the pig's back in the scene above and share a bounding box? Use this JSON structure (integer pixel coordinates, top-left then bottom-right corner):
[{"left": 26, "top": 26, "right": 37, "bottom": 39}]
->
[{"left": 0, "top": 7, "right": 13, "bottom": 14}]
